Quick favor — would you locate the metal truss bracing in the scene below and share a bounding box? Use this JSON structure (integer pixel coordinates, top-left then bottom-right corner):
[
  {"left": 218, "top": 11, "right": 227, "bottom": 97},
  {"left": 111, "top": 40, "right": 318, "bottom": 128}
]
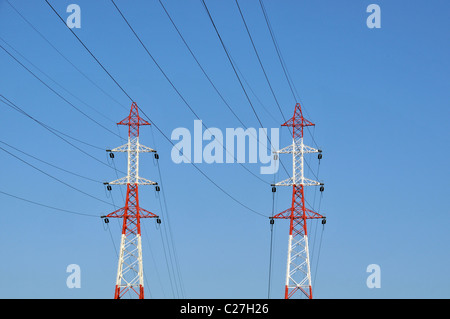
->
[
  {"left": 104, "top": 102, "right": 158, "bottom": 299},
  {"left": 272, "top": 103, "right": 325, "bottom": 299}
]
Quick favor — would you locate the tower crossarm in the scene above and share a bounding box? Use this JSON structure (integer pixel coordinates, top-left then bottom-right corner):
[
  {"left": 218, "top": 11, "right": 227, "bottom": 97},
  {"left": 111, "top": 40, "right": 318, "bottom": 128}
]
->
[
  {"left": 301, "top": 177, "right": 322, "bottom": 187},
  {"left": 273, "top": 206, "right": 324, "bottom": 220},
  {"left": 109, "top": 141, "right": 156, "bottom": 153},
  {"left": 104, "top": 207, "right": 158, "bottom": 219},
  {"left": 139, "top": 207, "right": 159, "bottom": 218},
  {"left": 275, "top": 143, "right": 320, "bottom": 155},
  {"left": 301, "top": 144, "right": 321, "bottom": 154},
  {"left": 273, "top": 178, "right": 322, "bottom": 187},
  {"left": 137, "top": 143, "right": 157, "bottom": 153},
  {"left": 108, "top": 176, "right": 129, "bottom": 185},
  {"left": 135, "top": 177, "right": 158, "bottom": 185},
  {"left": 108, "top": 176, "right": 157, "bottom": 186}
]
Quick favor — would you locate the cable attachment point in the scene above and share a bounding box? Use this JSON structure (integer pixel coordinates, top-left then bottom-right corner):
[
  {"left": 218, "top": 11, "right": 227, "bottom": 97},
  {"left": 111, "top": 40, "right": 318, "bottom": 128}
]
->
[{"left": 101, "top": 215, "right": 110, "bottom": 224}]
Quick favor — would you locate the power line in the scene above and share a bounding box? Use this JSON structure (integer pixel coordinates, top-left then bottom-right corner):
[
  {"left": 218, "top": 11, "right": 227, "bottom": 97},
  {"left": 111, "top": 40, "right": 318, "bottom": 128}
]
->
[
  {"left": 0, "top": 139, "right": 102, "bottom": 184},
  {"left": 0, "top": 41, "right": 123, "bottom": 140},
  {"left": 256, "top": 0, "right": 321, "bottom": 149},
  {"left": 200, "top": 0, "right": 291, "bottom": 179},
  {"left": 234, "top": 0, "right": 287, "bottom": 123},
  {"left": 256, "top": 0, "right": 324, "bottom": 183},
  {"left": 157, "top": 0, "right": 287, "bottom": 187},
  {"left": 159, "top": 0, "right": 281, "bottom": 127},
  {"left": 0, "top": 36, "right": 117, "bottom": 124},
  {"left": 44, "top": 0, "right": 268, "bottom": 218},
  {"left": 5, "top": 0, "right": 127, "bottom": 111},
  {"left": 312, "top": 222, "right": 325, "bottom": 295},
  {"left": 44, "top": 0, "right": 134, "bottom": 102},
  {"left": 257, "top": 1, "right": 329, "bottom": 289},
  {"left": 0, "top": 94, "right": 125, "bottom": 174},
  {"left": 200, "top": 0, "right": 265, "bottom": 131},
  {"left": 157, "top": 0, "right": 248, "bottom": 129},
  {"left": 154, "top": 152, "right": 186, "bottom": 298},
  {"left": 110, "top": 0, "right": 268, "bottom": 185},
  {"left": 268, "top": 190, "right": 275, "bottom": 299},
  {"left": 230, "top": 55, "right": 280, "bottom": 126},
  {"left": 0, "top": 145, "right": 114, "bottom": 207},
  {"left": 258, "top": 0, "right": 297, "bottom": 103},
  {"left": 0, "top": 189, "right": 99, "bottom": 218}
]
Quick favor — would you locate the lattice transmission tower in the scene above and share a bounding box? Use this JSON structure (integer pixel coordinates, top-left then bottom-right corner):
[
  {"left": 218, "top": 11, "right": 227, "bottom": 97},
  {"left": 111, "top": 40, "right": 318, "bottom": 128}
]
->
[
  {"left": 272, "top": 102, "right": 325, "bottom": 299},
  {"left": 102, "top": 102, "right": 159, "bottom": 299}
]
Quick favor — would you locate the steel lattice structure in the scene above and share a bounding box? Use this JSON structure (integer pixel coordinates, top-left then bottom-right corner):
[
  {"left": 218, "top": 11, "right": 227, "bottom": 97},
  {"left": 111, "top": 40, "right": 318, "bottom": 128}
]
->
[
  {"left": 272, "top": 103, "right": 325, "bottom": 299},
  {"left": 103, "top": 102, "right": 159, "bottom": 299}
]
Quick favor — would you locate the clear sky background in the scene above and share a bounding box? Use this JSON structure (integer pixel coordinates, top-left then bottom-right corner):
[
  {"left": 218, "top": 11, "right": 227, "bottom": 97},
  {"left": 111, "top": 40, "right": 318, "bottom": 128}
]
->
[{"left": 0, "top": 0, "right": 448, "bottom": 299}]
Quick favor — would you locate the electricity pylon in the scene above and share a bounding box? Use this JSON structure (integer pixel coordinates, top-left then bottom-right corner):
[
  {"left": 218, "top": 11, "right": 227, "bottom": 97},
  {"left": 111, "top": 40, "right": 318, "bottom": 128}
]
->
[
  {"left": 272, "top": 102, "right": 325, "bottom": 299},
  {"left": 102, "top": 102, "right": 159, "bottom": 299}
]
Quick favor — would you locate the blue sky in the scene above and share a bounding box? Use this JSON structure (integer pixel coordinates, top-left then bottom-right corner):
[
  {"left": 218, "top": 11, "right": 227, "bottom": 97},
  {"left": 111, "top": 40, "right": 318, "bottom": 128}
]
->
[{"left": 0, "top": 0, "right": 448, "bottom": 299}]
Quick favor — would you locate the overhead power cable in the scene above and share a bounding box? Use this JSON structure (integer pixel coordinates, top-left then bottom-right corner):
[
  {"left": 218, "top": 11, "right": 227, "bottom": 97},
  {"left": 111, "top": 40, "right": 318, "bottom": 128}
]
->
[
  {"left": 257, "top": 0, "right": 320, "bottom": 147},
  {"left": 258, "top": 0, "right": 298, "bottom": 103},
  {"left": 0, "top": 94, "right": 125, "bottom": 174},
  {"left": 0, "top": 36, "right": 117, "bottom": 124},
  {"left": 0, "top": 189, "right": 99, "bottom": 218},
  {"left": 44, "top": 0, "right": 133, "bottom": 102},
  {"left": 5, "top": 0, "right": 127, "bottom": 111},
  {"left": 154, "top": 147, "right": 186, "bottom": 298},
  {"left": 0, "top": 42, "right": 123, "bottom": 140},
  {"left": 200, "top": 0, "right": 291, "bottom": 179},
  {"left": 0, "top": 145, "right": 114, "bottom": 207},
  {"left": 257, "top": 0, "right": 322, "bottom": 172},
  {"left": 43, "top": 0, "right": 269, "bottom": 218},
  {"left": 159, "top": 0, "right": 279, "bottom": 126},
  {"left": 0, "top": 139, "right": 102, "bottom": 184},
  {"left": 109, "top": 0, "right": 268, "bottom": 185},
  {"left": 157, "top": 0, "right": 249, "bottom": 129},
  {"left": 200, "top": 0, "right": 265, "bottom": 131},
  {"left": 234, "top": 0, "right": 287, "bottom": 123}
]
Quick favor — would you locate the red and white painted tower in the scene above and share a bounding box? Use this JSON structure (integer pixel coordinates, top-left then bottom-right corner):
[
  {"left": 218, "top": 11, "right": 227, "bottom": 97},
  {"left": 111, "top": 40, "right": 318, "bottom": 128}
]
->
[
  {"left": 272, "top": 102, "right": 325, "bottom": 299},
  {"left": 103, "top": 102, "right": 159, "bottom": 299}
]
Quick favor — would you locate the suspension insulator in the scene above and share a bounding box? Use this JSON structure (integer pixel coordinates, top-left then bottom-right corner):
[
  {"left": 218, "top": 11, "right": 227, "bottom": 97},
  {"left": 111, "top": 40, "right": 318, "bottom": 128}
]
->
[
  {"left": 154, "top": 153, "right": 159, "bottom": 160},
  {"left": 156, "top": 218, "right": 161, "bottom": 224},
  {"left": 104, "top": 218, "right": 109, "bottom": 224},
  {"left": 109, "top": 152, "right": 115, "bottom": 159},
  {"left": 320, "top": 186, "right": 324, "bottom": 192},
  {"left": 318, "top": 153, "right": 322, "bottom": 160},
  {"left": 155, "top": 186, "right": 160, "bottom": 192},
  {"left": 273, "top": 154, "right": 278, "bottom": 160},
  {"left": 321, "top": 218, "right": 326, "bottom": 225},
  {"left": 272, "top": 186, "right": 276, "bottom": 193},
  {"left": 270, "top": 218, "right": 274, "bottom": 225},
  {"left": 107, "top": 185, "right": 112, "bottom": 191}
]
